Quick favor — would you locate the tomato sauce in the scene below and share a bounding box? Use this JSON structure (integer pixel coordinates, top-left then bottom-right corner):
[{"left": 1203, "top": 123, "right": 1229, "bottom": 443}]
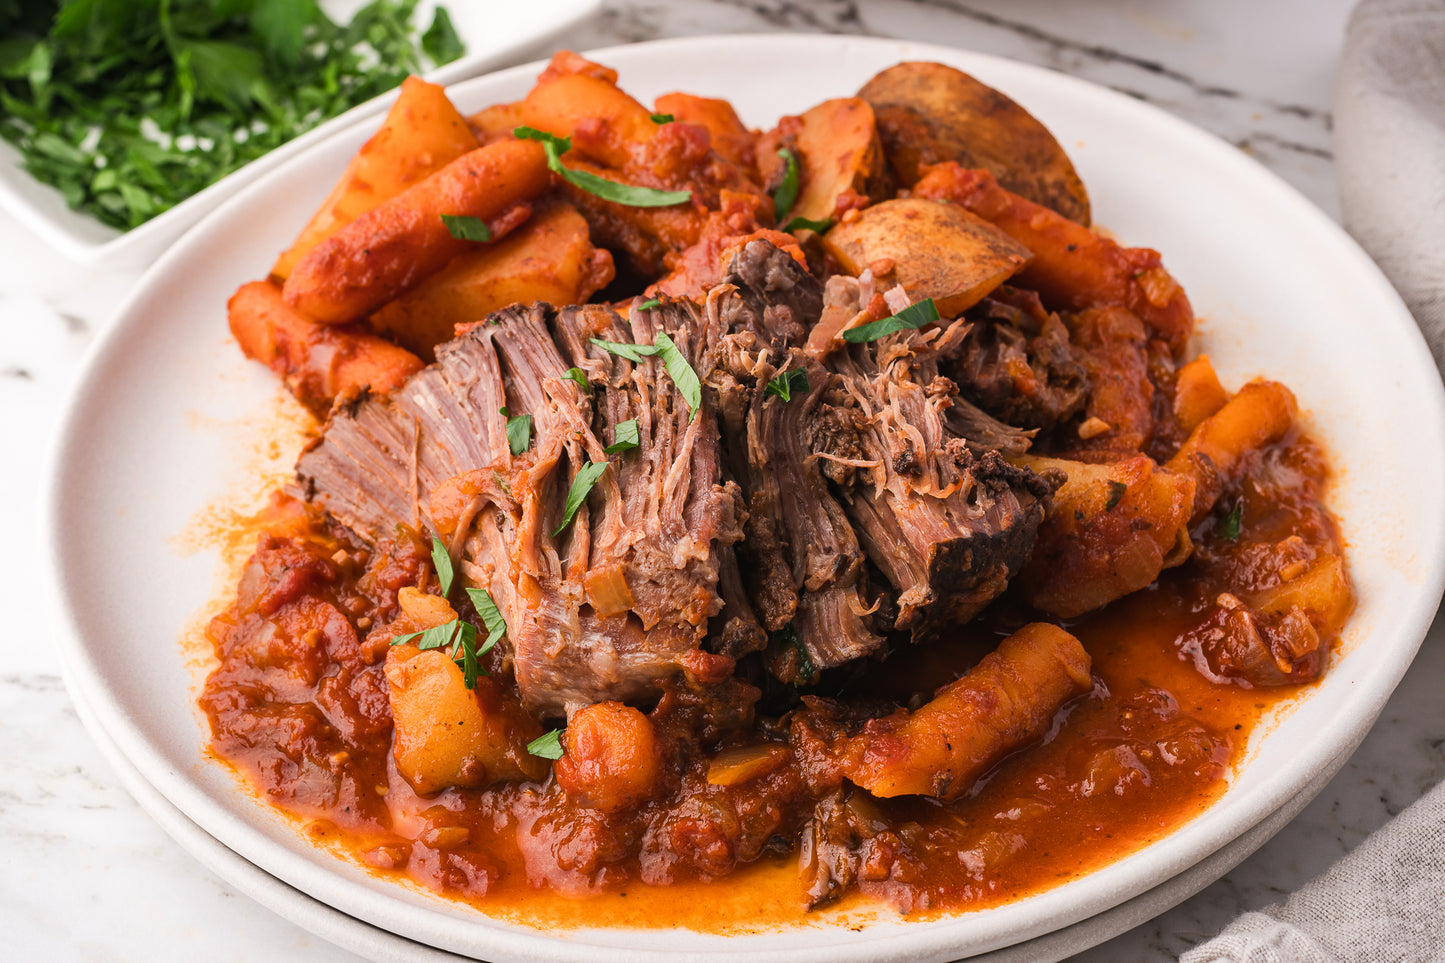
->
[{"left": 198, "top": 427, "right": 1346, "bottom": 930}]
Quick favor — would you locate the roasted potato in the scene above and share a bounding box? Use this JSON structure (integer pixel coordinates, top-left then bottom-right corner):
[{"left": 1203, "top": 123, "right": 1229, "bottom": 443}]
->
[
  {"left": 859, "top": 61, "right": 1090, "bottom": 223},
  {"left": 822, "top": 197, "right": 1031, "bottom": 316},
  {"left": 369, "top": 201, "right": 616, "bottom": 360},
  {"left": 273, "top": 77, "right": 479, "bottom": 280},
  {"left": 758, "top": 97, "right": 886, "bottom": 225}
]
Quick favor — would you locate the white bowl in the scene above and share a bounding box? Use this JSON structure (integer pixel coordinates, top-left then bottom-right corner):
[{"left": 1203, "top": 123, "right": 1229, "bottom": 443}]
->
[
  {"left": 0, "top": 0, "right": 599, "bottom": 269},
  {"left": 45, "top": 33, "right": 1445, "bottom": 962}
]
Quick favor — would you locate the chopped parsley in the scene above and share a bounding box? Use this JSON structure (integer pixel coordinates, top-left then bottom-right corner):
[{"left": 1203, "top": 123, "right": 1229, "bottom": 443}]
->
[
  {"left": 636, "top": 297, "right": 662, "bottom": 311},
  {"left": 842, "top": 298, "right": 940, "bottom": 344},
  {"left": 1105, "top": 480, "right": 1128, "bottom": 511},
  {"left": 563, "top": 367, "right": 591, "bottom": 391},
  {"left": 504, "top": 411, "right": 532, "bottom": 456},
  {"left": 604, "top": 418, "right": 641, "bottom": 453},
  {"left": 553, "top": 459, "right": 608, "bottom": 536},
  {"left": 0, "top": 0, "right": 465, "bottom": 231},
  {"left": 590, "top": 334, "right": 703, "bottom": 419},
  {"left": 772, "top": 147, "right": 800, "bottom": 223},
  {"left": 1219, "top": 502, "right": 1243, "bottom": 540},
  {"left": 764, "top": 367, "right": 809, "bottom": 402},
  {"left": 782, "top": 215, "right": 832, "bottom": 234},
  {"left": 527, "top": 728, "right": 565, "bottom": 760},
  {"left": 649, "top": 112, "right": 674, "bottom": 124},
  {"left": 389, "top": 537, "right": 505, "bottom": 690},
  {"left": 441, "top": 214, "right": 492, "bottom": 242},
  {"left": 513, "top": 125, "right": 690, "bottom": 207}
]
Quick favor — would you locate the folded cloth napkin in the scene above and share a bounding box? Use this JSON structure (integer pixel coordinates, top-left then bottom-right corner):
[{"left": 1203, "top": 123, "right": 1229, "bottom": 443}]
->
[{"left": 1184, "top": 2, "right": 1445, "bottom": 960}]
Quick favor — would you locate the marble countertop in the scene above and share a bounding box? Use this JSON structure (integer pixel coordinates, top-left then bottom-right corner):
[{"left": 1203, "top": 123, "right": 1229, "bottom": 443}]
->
[{"left": 6, "top": 1, "right": 1443, "bottom": 960}]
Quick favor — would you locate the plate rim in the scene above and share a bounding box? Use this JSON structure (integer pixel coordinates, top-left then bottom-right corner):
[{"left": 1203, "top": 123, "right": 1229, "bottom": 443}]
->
[{"left": 42, "top": 31, "right": 1445, "bottom": 963}]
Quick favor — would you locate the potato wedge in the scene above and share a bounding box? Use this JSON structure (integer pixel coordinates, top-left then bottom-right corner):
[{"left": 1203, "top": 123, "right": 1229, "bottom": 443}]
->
[
  {"left": 758, "top": 97, "right": 886, "bottom": 224},
  {"left": 369, "top": 202, "right": 616, "bottom": 359},
  {"left": 822, "top": 197, "right": 1030, "bottom": 317},
  {"left": 859, "top": 61, "right": 1090, "bottom": 223},
  {"left": 273, "top": 77, "right": 479, "bottom": 280}
]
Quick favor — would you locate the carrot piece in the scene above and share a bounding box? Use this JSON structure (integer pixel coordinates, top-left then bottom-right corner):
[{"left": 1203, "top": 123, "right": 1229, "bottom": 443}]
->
[{"left": 281, "top": 138, "right": 551, "bottom": 325}]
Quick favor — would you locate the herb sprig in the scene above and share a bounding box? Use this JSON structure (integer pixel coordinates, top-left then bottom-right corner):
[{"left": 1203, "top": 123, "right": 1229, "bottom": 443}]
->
[
  {"left": 0, "top": 0, "right": 464, "bottom": 231},
  {"left": 514, "top": 125, "right": 690, "bottom": 208},
  {"left": 765, "top": 368, "right": 809, "bottom": 402},
  {"left": 389, "top": 536, "right": 505, "bottom": 690}
]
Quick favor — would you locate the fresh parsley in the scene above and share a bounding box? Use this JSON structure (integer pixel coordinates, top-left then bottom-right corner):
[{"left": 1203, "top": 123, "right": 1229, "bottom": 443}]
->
[
  {"left": 782, "top": 215, "right": 832, "bottom": 234},
  {"left": 464, "top": 586, "right": 507, "bottom": 655},
  {"left": 636, "top": 297, "right": 662, "bottom": 311},
  {"left": 1104, "top": 480, "right": 1128, "bottom": 511},
  {"left": 589, "top": 334, "right": 701, "bottom": 419},
  {"left": 513, "top": 125, "right": 690, "bottom": 208},
  {"left": 504, "top": 411, "right": 532, "bottom": 456},
  {"left": 841, "top": 298, "right": 940, "bottom": 344},
  {"left": 1219, "top": 502, "right": 1243, "bottom": 540},
  {"left": 430, "top": 536, "right": 455, "bottom": 596},
  {"left": 773, "top": 623, "right": 815, "bottom": 686},
  {"left": 563, "top": 367, "right": 591, "bottom": 391},
  {"left": 0, "top": 0, "right": 466, "bottom": 231},
  {"left": 772, "top": 147, "right": 801, "bottom": 223},
  {"left": 527, "top": 728, "right": 565, "bottom": 760},
  {"left": 553, "top": 459, "right": 608, "bottom": 536},
  {"left": 441, "top": 214, "right": 492, "bottom": 242},
  {"left": 604, "top": 419, "right": 641, "bottom": 453},
  {"left": 649, "top": 112, "right": 674, "bottom": 124},
  {"left": 388, "top": 537, "right": 506, "bottom": 690},
  {"left": 764, "top": 368, "right": 809, "bottom": 402}
]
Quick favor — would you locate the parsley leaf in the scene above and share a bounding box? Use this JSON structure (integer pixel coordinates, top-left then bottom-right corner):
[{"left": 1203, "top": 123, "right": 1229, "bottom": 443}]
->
[
  {"left": 527, "top": 729, "right": 566, "bottom": 760},
  {"left": 636, "top": 297, "right": 661, "bottom": 311},
  {"left": 590, "top": 337, "right": 660, "bottom": 364},
  {"left": 441, "top": 214, "right": 492, "bottom": 242},
  {"left": 782, "top": 215, "right": 832, "bottom": 234},
  {"left": 464, "top": 586, "right": 507, "bottom": 655},
  {"left": 1219, "top": 502, "right": 1243, "bottom": 540},
  {"left": 649, "top": 112, "right": 674, "bottom": 124},
  {"left": 842, "top": 298, "right": 940, "bottom": 343},
  {"left": 421, "top": 7, "right": 465, "bottom": 65},
  {"left": 773, "top": 623, "right": 815, "bottom": 687},
  {"left": 563, "top": 367, "right": 590, "bottom": 391},
  {"left": 605, "top": 419, "right": 641, "bottom": 453},
  {"left": 505, "top": 412, "right": 533, "bottom": 456},
  {"left": 430, "top": 537, "right": 455, "bottom": 598},
  {"left": 765, "top": 367, "right": 810, "bottom": 402},
  {"left": 772, "top": 147, "right": 800, "bottom": 222},
  {"left": 1105, "top": 480, "right": 1128, "bottom": 511},
  {"left": 654, "top": 332, "right": 701, "bottom": 420},
  {"left": 554, "top": 460, "right": 609, "bottom": 536},
  {"left": 514, "top": 125, "right": 690, "bottom": 208}
]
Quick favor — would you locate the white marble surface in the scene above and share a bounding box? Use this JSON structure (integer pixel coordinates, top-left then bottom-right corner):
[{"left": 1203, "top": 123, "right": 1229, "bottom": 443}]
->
[{"left": 5, "top": 0, "right": 1443, "bottom": 960}]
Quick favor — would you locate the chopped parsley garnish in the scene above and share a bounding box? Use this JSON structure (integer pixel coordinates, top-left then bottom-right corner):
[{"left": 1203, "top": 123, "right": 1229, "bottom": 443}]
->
[
  {"left": 1105, "top": 480, "right": 1128, "bottom": 511},
  {"left": 773, "top": 623, "right": 815, "bottom": 686},
  {"left": 505, "top": 411, "right": 532, "bottom": 456},
  {"left": 764, "top": 367, "right": 810, "bottom": 402},
  {"left": 589, "top": 334, "right": 701, "bottom": 419},
  {"left": 553, "top": 459, "right": 608, "bottom": 536},
  {"left": 782, "top": 215, "right": 832, "bottom": 234},
  {"left": 604, "top": 418, "right": 641, "bottom": 453},
  {"left": 842, "top": 298, "right": 940, "bottom": 344},
  {"left": 0, "top": 0, "right": 465, "bottom": 231},
  {"left": 636, "top": 297, "right": 662, "bottom": 311},
  {"left": 563, "top": 367, "right": 591, "bottom": 391},
  {"left": 388, "top": 537, "right": 505, "bottom": 690},
  {"left": 649, "top": 112, "right": 674, "bottom": 124},
  {"left": 772, "top": 147, "right": 800, "bottom": 223},
  {"left": 1219, "top": 502, "right": 1243, "bottom": 540},
  {"left": 513, "top": 125, "right": 690, "bottom": 207},
  {"left": 441, "top": 214, "right": 492, "bottom": 242},
  {"left": 527, "top": 728, "right": 565, "bottom": 760}
]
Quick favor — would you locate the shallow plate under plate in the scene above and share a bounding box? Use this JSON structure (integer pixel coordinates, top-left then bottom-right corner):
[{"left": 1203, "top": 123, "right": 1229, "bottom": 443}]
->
[
  {"left": 0, "top": 0, "right": 599, "bottom": 268},
  {"left": 45, "top": 33, "right": 1445, "bottom": 963}
]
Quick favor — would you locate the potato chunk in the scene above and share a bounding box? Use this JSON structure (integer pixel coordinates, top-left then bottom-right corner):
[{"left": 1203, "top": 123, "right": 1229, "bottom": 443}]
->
[
  {"left": 368, "top": 202, "right": 615, "bottom": 359},
  {"left": 1015, "top": 454, "right": 1196, "bottom": 618},
  {"left": 553, "top": 702, "right": 661, "bottom": 812},
  {"left": 858, "top": 61, "right": 1090, "bottom": 223},
  {"left": 385, "top": 644, "right": 546, "bottom": 795},
  {"left": 273, "top": 77, "right": 479, "bottom": 280},
  {"left": 844, "top": 623, "right": 1092, "bottom": 801},
  {"left": 758, "top": 97, "right": 886, "bottom": 224},
  {"left": 822, "top": 198, "right": 1031, "bottom": 316}
]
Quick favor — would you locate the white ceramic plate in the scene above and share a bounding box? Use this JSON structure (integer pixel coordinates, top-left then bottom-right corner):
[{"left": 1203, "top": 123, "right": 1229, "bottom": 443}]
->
[
  {"left": 45, "top": 33, "right": 1445, "bottom": 963},
  {"left": 0, "top": 0, "right": 599, "bottom": 269}
]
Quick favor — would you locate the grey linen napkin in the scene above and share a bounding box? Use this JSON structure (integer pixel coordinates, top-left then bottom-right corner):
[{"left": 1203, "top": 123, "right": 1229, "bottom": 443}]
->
[{"left": 1182, "top": 2, "right": 1445, "bottom": 961}]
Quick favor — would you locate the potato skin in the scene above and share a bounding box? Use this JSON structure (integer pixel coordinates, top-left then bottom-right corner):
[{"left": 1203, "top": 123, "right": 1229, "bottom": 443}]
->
[
  {"left": 859, "top": 61, "right": 1090, "bottom": 224},
  {"left": 282, "top": 138, "right": 551, "bottom": 325},
  {"left": 273, "top": 77, "right": 480, "bottom": 280},
  {"left": 822, "top": 197, "right": 1031, "bottom": 317}
]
